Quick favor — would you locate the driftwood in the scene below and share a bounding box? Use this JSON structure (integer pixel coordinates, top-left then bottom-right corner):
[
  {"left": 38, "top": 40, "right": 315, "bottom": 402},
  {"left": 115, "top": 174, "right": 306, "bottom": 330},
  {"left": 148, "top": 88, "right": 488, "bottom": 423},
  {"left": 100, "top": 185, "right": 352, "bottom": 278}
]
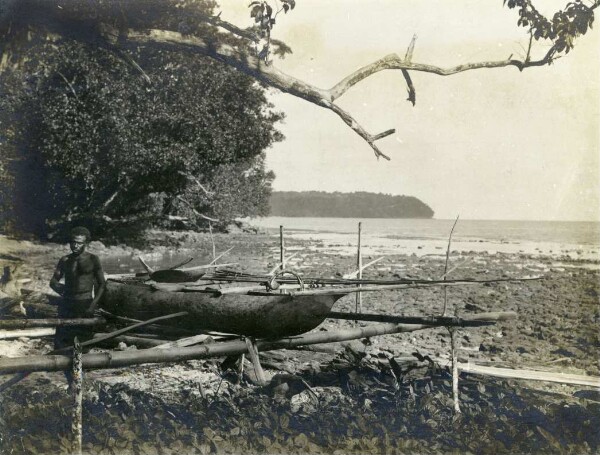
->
[
  {"left": 431, "top": 358, "right": 600, "bottom": 389},
  {"left": 0, "top": 318, "right": 106, "bottom": 330}
]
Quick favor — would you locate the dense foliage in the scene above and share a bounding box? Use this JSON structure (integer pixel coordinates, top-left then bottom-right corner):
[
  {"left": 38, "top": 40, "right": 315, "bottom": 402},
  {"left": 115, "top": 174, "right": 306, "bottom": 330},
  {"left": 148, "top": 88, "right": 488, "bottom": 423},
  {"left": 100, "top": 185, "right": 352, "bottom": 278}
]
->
[
  {"left": 0, "top": 39, "right": 283, "bottom": 236},
  {"left": 270, "top": 191, "right": 434, "bottom": 219}
]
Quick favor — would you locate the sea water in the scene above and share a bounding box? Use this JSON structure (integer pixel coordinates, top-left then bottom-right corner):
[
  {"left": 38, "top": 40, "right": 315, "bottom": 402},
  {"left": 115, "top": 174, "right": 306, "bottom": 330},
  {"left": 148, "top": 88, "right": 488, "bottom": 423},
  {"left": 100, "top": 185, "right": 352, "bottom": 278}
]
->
[{"left": 246, "top": 217, "right": 600, "bottom": 261}]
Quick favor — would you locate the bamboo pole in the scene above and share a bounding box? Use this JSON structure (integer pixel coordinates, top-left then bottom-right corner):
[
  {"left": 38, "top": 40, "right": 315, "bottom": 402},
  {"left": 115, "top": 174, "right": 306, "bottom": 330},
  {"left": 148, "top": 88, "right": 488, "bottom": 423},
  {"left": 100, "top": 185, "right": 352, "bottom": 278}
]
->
[
  {"left": 0, "top": 322, "right": 436, "bottom": 374},
  {"left": 355, "top": 222, "right": 363, "bottom": 318},
  {"left": 0, "top": 317, "right": 106, "bottom": 330},
  {"left": 71, "top": 337, "right": 83, "bottom": 455},
  {"left": 0, "top": 328, "right": 55, "bottom": 339}
]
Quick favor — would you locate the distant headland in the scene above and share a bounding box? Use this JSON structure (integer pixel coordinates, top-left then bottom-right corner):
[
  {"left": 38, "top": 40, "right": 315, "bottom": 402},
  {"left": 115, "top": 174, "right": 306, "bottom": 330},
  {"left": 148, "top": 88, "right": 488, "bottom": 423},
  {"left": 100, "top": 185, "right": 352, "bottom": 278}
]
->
[{"left": 270, "top": 191, "right": 434, "bottom": 219}]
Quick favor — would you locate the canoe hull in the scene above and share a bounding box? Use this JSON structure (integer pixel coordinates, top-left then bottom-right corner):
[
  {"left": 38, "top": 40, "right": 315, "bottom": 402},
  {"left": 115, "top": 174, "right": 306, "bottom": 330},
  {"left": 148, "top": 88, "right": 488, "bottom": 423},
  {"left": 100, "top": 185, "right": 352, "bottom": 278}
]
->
[{"left": 100, "top": 282, "right": 345, "bottom": 338}]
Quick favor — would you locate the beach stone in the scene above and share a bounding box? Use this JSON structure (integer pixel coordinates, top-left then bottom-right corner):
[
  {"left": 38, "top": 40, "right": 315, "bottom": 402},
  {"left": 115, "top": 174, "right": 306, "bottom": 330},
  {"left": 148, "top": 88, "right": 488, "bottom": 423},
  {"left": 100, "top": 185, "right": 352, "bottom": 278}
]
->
[{"left": 290, "top": 390, "right": 317, "bottom": 413}]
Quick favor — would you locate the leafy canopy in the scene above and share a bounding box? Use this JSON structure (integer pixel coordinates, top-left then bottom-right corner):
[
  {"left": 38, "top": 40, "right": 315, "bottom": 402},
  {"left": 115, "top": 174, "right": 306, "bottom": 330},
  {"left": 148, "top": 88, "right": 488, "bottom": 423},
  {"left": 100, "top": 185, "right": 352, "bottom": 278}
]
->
[{"left": 1, "top": 38, "right": 283, "bottom": 236}]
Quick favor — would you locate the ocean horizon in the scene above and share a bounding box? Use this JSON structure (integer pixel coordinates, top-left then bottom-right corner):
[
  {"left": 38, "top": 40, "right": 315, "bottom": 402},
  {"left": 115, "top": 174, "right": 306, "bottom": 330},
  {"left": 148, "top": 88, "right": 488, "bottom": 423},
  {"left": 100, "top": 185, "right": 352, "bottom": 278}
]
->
[{"left": 244, "top": 217, "right": 600, "bottom": 260}]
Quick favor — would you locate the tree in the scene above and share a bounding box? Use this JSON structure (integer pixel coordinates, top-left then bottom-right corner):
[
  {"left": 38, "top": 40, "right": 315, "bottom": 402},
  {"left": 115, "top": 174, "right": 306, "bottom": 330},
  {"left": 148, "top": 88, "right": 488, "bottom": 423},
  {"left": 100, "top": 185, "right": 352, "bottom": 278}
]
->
[
  {"left": 0, "top": 0, "right": 597, "bottom": 234},
  {"left": 0, "top": 38, "right": 282, "bottom": 236},
  {"left": 1, "top": 0, "right": 597, "bottom": 161}
]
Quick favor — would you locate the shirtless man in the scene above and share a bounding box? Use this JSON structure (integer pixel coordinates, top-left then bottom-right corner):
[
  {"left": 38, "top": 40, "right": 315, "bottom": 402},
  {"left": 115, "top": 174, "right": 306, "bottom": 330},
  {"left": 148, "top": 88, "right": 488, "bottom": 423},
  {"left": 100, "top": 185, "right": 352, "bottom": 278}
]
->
[{"left": 50, "top": 226, "right": 105, "bottom": 351}]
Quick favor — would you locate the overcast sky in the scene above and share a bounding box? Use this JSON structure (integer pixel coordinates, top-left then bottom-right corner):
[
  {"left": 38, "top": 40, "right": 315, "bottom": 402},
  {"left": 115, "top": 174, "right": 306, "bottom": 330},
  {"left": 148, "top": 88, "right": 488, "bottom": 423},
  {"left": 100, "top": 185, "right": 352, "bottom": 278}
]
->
[{"left": 221, "top": 1, "right": 599, "bottom": 221}]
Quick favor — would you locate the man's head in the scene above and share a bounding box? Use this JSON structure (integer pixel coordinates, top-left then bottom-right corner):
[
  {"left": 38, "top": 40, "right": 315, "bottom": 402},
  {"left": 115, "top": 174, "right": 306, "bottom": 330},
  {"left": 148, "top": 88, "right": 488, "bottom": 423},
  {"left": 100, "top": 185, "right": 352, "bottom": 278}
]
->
[{"left": 69, "top": 226, "right": 91, "bottom": 255}]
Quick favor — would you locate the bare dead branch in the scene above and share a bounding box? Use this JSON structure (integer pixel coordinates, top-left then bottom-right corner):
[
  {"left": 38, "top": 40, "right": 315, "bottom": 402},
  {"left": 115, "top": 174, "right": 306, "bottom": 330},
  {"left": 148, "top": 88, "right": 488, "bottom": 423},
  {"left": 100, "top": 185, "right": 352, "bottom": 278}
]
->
[
  {"left": 176, "top": 195, "right": 219, "bottom": 222},
  {"left": 125, "top": 29, "right": 392, "bottom": 160},
  {"left": 402, "top": 34, "right": 417, "bottom": 106},
  {"left": 101, "top": 189, "right": 119, "bottom": 211},
  {"left": 56, "top": 70, "right": 78, "bottom": 99},
  {"left": 177, "top": 171, "right": 214, "bottom": 196}
]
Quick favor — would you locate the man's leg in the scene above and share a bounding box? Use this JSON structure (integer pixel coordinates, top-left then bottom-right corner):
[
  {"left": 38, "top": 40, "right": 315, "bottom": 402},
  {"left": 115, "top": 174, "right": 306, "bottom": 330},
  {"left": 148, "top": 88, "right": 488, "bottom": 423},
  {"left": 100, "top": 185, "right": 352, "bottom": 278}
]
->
[{"left": 54, "top": 327, "right": 75, "bottom": 386}]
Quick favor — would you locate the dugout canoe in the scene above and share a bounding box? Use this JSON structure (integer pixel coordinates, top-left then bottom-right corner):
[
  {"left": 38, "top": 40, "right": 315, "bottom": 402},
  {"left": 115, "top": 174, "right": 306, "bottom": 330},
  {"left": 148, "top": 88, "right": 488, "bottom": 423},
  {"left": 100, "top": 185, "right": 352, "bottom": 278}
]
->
[{"left": 99, "top": 281, "right": 347, "bottom": 339}]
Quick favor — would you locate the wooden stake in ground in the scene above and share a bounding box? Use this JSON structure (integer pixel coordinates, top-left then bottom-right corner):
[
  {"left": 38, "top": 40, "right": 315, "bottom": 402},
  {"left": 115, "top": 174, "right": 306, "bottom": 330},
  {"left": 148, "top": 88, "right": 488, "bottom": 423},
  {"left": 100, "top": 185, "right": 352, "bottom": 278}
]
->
[
  {"left": 355, "top": 221, "right": 363, "bottom": 318},
  {"left": 442, "top": 215, "right": 459, "bottom": 317},
  {"left": 450, "top": 328, "right": 461, "bottom": 413},
  {"left": 209, "top": 221, "right": 216, "bottom": 261},
  {"left": 279, "top": 225, "right": 285, "bottom": 272},
  {"left": 236, "top": 353, "right": 245, "bottom": 385},
  {"left": 71, "top": 337, "right": 83, "bottom": 455},
  {"left": 245, "top": 337, "right": 268, "bottom": 386}
]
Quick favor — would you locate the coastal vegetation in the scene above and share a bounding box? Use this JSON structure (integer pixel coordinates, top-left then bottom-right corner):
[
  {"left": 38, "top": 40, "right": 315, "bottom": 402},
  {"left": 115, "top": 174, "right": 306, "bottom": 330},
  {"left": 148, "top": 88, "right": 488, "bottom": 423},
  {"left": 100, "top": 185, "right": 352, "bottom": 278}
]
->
[
  {"left": 270, "top": 191, "right": 434, "bottom": 219},
  {"left": 0, "top": 0, "right": 597, "bottom": 237}
]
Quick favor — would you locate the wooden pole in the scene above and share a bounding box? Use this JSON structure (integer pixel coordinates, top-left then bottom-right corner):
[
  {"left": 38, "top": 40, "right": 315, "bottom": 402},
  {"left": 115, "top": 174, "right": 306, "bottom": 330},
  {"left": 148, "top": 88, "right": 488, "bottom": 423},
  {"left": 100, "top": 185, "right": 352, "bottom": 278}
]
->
[
  {"left": 279, "top": 225, "right": 285, "bottom": 271},
  {"left": 0, "top": 317, "right": 106, "bottom": 330},
  {"left": 355, "top": 222, "right": 363, "bottom": 318},
  {"left": 327, "top": 311, "right": 516, "bottom": 326},
  {"left": 450, "top": 328, "right": 461, "bottom": 413},
  {"left": 71, "top": 337, "right": 83, "bottom": 455},
  {"left": 209, "top": 221, "right": 216, "bottom": 261},
  {"left": 442, "top": 215, "right": 460, "bottom": 316},
  {"left": 236, "top": 354, "right": 245, "bottom": 385},
  {"left": 52, "top": 312, "right": 188, "bottom": 354},
  {"left": 245, "top": 338, "right": 267, "bottom": 386}
]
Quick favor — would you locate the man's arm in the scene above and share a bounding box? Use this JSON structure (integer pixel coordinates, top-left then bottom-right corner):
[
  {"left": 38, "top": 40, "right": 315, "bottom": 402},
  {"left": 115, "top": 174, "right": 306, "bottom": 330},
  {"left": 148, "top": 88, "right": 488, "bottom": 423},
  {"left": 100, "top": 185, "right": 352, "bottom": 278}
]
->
[
  {"left": 87, "top": 255, "right": 106, "bottom": 314},
  {"left": 49, "top": 258, "right": 65, "bottom": 296}
]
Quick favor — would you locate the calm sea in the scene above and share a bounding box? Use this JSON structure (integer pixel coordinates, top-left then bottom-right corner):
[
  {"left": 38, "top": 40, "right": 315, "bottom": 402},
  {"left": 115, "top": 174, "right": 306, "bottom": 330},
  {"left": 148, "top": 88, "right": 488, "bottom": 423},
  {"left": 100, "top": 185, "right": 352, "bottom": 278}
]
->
[{"left": 246, "top": 217, "right": 600, "bottom": 260}]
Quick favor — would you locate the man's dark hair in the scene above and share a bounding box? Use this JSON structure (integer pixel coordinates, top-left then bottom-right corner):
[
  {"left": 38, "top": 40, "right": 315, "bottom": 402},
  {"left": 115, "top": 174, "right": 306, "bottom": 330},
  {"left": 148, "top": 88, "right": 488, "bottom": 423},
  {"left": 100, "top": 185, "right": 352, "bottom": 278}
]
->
[{"left": 70, "top": 226, "right": 91, "bottom": 241}]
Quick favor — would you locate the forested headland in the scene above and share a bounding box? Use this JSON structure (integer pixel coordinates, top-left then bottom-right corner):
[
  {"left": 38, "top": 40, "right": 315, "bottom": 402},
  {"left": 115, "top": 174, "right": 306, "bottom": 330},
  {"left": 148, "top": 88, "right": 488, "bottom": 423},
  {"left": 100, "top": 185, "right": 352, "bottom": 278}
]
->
[{"left": 270, "top": 192, "right": 434, "bottom": 218}]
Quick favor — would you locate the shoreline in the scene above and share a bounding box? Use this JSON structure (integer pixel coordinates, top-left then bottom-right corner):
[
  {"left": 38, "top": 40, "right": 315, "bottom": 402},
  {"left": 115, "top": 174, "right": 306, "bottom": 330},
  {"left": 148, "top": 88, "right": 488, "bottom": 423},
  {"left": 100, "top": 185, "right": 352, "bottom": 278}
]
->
[{"left": 1, "top": 230, "right": 598, "bottom": 453}]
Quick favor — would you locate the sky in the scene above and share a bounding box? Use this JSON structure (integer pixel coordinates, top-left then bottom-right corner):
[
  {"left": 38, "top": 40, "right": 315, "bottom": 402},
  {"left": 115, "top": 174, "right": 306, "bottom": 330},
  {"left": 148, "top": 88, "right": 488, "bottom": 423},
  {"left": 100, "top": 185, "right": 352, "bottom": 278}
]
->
[{"left": 220, "top": 1, "right": 599, "bottom": 221}]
